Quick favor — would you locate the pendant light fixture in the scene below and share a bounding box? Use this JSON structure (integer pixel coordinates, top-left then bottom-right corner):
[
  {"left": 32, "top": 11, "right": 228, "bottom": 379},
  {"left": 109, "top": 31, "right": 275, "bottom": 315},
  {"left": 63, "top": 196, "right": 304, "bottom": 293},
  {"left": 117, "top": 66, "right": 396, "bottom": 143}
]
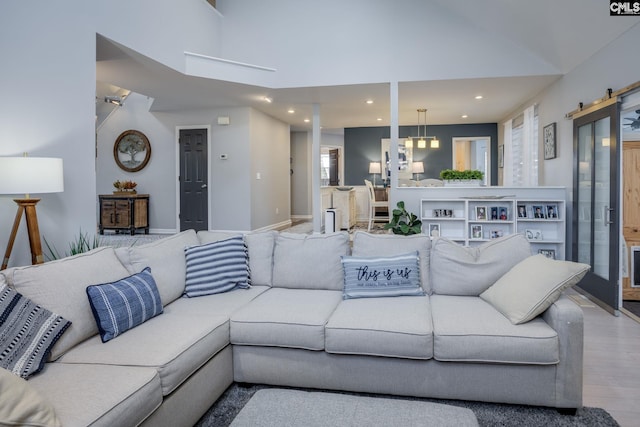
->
[{"left": 417, "top": 109, "right": 427, "bottom": 149}]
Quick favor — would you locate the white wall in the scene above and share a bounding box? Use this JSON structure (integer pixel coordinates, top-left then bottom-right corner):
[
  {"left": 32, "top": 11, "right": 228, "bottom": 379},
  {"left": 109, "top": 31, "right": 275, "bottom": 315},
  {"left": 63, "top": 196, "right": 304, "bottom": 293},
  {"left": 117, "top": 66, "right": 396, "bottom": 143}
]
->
[
  {"left": 98, "top": 98, "right": 290, "bottom": 232},
  {"left": 250, "top": 110, "right": 290, "bottom": 230},
  {"left": 97, "top": 93, "right": 176, "bottom": 232},
  {"left": 0, "top": 0, "right": 224, "bottom": 266},
  {"left": 501, "top": 24, "right": 640, "bottom": 190},
  {"left": 291, "top": 132, "right": 311, "bottom": 217},
  {"left": 0, "top": 1, "right": 97, "bottom": 266}
]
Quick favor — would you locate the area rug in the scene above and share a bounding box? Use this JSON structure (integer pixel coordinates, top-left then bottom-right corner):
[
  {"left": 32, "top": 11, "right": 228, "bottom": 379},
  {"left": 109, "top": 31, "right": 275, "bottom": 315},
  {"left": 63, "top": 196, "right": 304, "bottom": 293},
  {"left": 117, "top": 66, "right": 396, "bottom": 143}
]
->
[
  {"left": 229, "top": 388, "right": 478, "bottom": 426},
  {"left": 194, "top": 383, "right": 620, "bottom": 427}
]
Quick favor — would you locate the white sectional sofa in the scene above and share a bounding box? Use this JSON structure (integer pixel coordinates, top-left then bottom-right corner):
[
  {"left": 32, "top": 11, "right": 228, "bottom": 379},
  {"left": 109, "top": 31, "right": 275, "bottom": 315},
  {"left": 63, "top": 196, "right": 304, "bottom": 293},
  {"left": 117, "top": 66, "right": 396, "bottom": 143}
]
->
[{"left": 0, "top": 229, "right": 588, "bottom": 426}]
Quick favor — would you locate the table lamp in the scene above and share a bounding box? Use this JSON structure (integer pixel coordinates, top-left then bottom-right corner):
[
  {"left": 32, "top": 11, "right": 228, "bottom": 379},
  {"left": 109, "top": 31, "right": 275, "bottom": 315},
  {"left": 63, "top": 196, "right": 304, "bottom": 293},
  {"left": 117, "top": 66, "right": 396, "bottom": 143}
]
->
[
  {"left": 412, "top": 161, "right": 424, "bottom": 181},
  {"left": 369, "top": 162, "right": 381, "bottom": 187},
  {"left": 0, "top": 156, "right": 64, "bottom": 269}
]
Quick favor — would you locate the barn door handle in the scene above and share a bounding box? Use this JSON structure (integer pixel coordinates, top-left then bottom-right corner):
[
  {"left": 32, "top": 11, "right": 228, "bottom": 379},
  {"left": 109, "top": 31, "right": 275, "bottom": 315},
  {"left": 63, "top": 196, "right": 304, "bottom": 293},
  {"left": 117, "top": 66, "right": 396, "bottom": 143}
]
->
[
  {"left": 604, "top": 206, "right": 614, "bottom": 225},
  {"left": 201, "top": 184, "right": 207, "bottom": 189}
]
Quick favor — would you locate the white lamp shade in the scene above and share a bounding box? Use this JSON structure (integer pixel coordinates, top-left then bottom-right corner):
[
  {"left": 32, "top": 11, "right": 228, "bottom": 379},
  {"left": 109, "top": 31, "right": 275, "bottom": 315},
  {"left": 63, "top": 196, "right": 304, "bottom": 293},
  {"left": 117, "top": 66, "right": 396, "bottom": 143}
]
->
[
  {"left": 0, "top": 157, "right": 64, "bottom": 195},
  {"left": 369, "top": 162, "right": 381, "bottom": 174},
  {"left": 417, "top": 138, "right": 426, "bottom": 149},
  {"left": 430, "top": 138, "right": 440, "bottom": 148},
  {"left": 411, "top": 162, "right": 424, "bottom": 174},
  {"left": 405, "top": 138, "right": 413, "bottom": 148}
]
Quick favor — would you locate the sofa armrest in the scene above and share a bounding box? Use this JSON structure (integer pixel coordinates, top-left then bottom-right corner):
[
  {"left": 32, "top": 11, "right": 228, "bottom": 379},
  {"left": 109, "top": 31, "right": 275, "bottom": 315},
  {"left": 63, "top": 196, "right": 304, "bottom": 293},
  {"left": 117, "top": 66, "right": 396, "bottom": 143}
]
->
[{"left": 542, "top": 294, "right": 583, "bottom": 408}]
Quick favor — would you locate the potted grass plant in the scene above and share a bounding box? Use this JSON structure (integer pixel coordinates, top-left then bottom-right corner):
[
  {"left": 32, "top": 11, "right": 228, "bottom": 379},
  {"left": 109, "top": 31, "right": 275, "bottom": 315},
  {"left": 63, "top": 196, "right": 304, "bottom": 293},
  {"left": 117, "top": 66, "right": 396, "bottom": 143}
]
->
[{"left": 439, "top": 169, "right": 484, "bottom": 186}]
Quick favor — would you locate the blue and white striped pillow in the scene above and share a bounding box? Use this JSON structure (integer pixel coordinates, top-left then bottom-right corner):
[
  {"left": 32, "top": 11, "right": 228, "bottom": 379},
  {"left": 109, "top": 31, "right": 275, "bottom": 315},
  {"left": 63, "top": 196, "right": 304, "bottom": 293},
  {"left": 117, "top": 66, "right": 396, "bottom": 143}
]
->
[
  {"left": 86, "top": 267, "right": 163, "bottom": 343},
  {"left": 341, "top": 252, "right": 424, "bottom": 299},
  {"left": 184, "top": 236, "right": 251, "bottom": 297}
]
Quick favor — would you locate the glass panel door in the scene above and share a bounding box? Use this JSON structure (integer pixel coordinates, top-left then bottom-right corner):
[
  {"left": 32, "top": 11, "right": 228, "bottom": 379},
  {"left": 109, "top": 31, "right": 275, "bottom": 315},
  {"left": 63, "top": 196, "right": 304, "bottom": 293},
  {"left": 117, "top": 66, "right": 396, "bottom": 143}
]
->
[{"left": 573, "top": 102, "right": 620, "bottom": 312}]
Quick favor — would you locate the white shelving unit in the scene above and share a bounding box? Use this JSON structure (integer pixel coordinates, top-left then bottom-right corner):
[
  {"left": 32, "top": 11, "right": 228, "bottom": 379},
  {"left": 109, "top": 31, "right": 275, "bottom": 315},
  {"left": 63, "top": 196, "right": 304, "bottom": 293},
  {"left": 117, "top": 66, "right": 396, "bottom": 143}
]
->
[{"left": 421, "top": 197, "right": 566, "bottom": 259}]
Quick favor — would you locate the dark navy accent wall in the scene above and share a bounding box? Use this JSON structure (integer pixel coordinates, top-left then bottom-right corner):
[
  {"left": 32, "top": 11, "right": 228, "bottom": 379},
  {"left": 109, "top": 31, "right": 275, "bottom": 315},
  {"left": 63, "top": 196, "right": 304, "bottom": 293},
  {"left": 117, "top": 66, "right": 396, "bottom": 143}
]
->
[{"left": 344, "top": 123, "right": 498, "bottom": 186}]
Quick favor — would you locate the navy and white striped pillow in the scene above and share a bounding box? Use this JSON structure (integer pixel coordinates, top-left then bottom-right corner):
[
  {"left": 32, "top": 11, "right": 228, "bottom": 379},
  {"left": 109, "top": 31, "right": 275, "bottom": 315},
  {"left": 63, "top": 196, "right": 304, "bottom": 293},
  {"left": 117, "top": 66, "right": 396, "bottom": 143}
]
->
[
  {"left": 86, "top": 267, "right": 163, "bottom": 343},
  {"left": 0, "top": 282, "right": 70, "bottom": 378},
  {"left": 341, "top": 252, "right": 424, "bottom": 299},
  {"left": 184, "top": 236, "right": 251, "bottom": 297}
]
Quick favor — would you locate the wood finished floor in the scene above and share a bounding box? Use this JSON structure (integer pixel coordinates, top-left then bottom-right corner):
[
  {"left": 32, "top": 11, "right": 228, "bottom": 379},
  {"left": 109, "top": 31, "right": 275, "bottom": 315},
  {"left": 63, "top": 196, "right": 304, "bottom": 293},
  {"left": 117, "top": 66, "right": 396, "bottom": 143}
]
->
[{"left": 568, "top": 289, "right": 640, "bottom": 427}]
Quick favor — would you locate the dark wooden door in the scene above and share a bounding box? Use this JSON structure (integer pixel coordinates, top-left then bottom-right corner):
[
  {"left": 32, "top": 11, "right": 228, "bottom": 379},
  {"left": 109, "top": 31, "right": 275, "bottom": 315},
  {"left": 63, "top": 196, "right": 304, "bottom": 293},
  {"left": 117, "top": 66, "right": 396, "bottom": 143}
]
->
[
  {"left": 179, "top": 128, "right": 208, "bottom": 231},
  {"left": 329, "top": 149, "right": 339, "bottom": 186}
]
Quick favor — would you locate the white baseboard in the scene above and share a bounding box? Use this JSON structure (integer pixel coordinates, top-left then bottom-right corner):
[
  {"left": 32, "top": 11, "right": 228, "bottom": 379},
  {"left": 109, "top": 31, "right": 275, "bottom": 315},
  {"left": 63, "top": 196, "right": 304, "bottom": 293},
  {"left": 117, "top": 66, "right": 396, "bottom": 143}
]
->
[
  {"left": 291, "top": 215, "right": 312, "bottom": 221},
  {"left": 149, "top": 228, "right": 178, "bottom": 234},
  {"left": 252, "top": 220, "right": 292, "bottom": 233}
]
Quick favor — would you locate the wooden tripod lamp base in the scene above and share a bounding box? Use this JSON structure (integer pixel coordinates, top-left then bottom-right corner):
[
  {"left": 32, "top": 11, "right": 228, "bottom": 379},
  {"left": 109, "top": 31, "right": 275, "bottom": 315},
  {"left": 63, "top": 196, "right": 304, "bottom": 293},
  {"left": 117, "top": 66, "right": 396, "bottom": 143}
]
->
[{"left": 2, "top": 198, "right": 44, "bottom": 270}]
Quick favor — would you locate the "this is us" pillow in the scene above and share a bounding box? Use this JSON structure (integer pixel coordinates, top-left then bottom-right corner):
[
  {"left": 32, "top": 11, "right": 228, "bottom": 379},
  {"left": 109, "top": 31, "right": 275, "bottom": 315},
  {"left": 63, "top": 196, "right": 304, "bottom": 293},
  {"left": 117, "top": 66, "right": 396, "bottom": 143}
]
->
[{"left": 341, "top": 252, "right": 424, "bottom": 299}]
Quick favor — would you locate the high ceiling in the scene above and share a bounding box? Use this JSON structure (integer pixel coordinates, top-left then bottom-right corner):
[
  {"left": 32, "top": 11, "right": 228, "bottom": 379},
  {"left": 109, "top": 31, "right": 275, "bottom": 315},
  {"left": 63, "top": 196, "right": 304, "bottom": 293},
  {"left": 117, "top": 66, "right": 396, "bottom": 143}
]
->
[{"left": 96, "top": 1, "right": 639, "bottom": 134}]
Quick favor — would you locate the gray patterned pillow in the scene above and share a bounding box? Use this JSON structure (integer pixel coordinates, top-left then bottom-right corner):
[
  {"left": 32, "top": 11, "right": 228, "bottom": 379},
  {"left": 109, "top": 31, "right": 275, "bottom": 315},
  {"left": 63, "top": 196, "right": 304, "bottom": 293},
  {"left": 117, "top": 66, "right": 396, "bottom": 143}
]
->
[{"left": 0, "top": 281, "right": 70, "bottom": 379}]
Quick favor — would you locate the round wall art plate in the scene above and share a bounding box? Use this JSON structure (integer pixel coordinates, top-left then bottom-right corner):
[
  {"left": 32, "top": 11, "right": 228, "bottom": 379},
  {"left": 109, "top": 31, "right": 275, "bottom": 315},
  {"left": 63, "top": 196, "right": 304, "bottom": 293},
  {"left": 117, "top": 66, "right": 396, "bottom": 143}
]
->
[{"left": 114, "top": 129, "right": 151, "bottom": 172}]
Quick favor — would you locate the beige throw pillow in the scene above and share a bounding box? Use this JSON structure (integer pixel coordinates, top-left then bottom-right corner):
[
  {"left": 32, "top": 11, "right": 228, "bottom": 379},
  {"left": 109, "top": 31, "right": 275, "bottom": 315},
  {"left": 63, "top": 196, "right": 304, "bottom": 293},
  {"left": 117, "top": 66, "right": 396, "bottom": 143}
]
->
[
  {"left": 430, "top": 234, "right": 532, "bottom": 296},
  {"left": 0, "top": 367, "right": 62, "bottom": 427},
  {"left": 480, "top": 254, "right": 589, "bottom": 324}
]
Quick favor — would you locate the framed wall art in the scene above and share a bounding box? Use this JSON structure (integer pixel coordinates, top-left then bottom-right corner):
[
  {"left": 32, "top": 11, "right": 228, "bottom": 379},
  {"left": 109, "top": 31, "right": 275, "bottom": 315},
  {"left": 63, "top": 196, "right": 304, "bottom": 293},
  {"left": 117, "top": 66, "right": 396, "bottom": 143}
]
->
[
  {"left": 543, "top": 122, "right": 556, "bottom": 160},
  {"left": 114, "top": 129, "right": 152, "bottom": 172}
]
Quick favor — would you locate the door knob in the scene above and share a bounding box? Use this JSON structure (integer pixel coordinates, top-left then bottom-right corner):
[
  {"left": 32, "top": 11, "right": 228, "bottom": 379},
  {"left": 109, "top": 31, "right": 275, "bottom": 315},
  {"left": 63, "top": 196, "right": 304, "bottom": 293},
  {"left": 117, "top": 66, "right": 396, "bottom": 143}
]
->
[{"left": 201, "top": 184, "right": 208, "bottom": 189}]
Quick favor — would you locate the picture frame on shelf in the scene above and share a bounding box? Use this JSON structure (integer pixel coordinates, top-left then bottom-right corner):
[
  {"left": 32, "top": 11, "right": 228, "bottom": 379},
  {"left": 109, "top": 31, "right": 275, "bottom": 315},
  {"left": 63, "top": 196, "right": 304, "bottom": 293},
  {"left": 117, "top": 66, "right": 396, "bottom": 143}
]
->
[
  {"left": 526, "top": 229, "right": 543, "bottom": 240},
  {"left": 546, "top": 204, "right": 559, "bottom": 219},
  {"left": 532, "top": 205, "right": 546, "bottom": 219},
  {"left": 428, "top": 223, "right": 441, "bottom": 238},
  {"left": 538, "top": 249, "right": 556, "bottom": 259},
  {"left": 475, "top": 206, "right": 487, "bottom": 220},
  {"left": 433, "top": 209, "right": 453, "bottom": 218},
  {"left": 490, "top": 230, "right": 503, "bottom": 239},
  {"left": 498, "top": 207, "right": 508, "bottom": 220},
  {"left": 490, "top": 207, "right": 498, "bottom": 220},
  {"left": 471, "top": 224, "right": 483, "bottom": 239},
  {"left": 517, "top": 204, "right": 527, "bottom": 218}
]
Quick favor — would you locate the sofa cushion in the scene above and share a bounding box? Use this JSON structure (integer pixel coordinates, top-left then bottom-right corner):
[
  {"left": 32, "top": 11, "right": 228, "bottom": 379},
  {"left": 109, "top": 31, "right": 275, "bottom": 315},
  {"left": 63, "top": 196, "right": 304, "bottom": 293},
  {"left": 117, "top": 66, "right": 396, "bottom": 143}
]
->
[
  {"left": 0, "top": 365, "right": 62, "bottom": 427},
  {"left": 230, "top": 288, "right": 342, "bottom": 350},
  {"left": 325, "top": 295, "right": 433, "bottom": 359},
  {"left": 480, "top": 255, "right": 589, "bottom": 324},
  {"left": 9, "top": 247, "right": 131, "bottom": 360},
  {"left": 430, "top": 295, "right": 559, "bottom": 365},
  {"left": 168, "top": 285, "right": 270, "bottom": 318},
  {"left": 116, "top": 230, "right": 199, "bottom": 306},
  {"left": 28, "top": 363, "right": 161, "bottom": 427},
  {"left": 272, "top": 232, "right": 350, "bottom": 290},
  {"left": 59, "top": 307, "right": 229, "bottom": 396},
  {"left": 184, "top": 236, "right": 251, "bottom": 297},
  {"left": 86, "top": 267, "right": 163, "bottom": 342},
  {"left": 198, "top": 230, "right": 276, "bottom": 287},
  {"left": 430, "top": 234, "right": 532, "bottom": 295},
  {"left": 341, "top": 252, "right": 424, "bottom": 299},
  {"left": 352, "top": 231, "right": 432, "bottom": 293},
  {"left": 0, "top": 281, "right": 71, "bottom": 378}
]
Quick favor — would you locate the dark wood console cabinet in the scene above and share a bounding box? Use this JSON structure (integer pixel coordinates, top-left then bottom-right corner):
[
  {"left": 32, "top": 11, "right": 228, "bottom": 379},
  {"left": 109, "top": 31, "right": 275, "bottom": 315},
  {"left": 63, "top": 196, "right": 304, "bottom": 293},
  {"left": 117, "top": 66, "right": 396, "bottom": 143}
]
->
[{"left": 99, "top": 194, "right": 149, "bottom": 235}]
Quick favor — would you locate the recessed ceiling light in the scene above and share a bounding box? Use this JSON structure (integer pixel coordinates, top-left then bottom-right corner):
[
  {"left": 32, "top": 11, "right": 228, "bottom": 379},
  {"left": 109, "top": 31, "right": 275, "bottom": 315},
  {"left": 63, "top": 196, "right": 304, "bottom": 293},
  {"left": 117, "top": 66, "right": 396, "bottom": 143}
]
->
[
  {"left": 366, "top": 100, "right": 374, "bottom": 104},
  {"left": 377, "top": 118, "right": 382, "bottom": 121},
  {"left": 288, "top": 109, "right": 295, "bottom": 114},
  {"left": 461, "top": 114, "right": 468, "bottom": 118},
  {"left": 475, "top": 95, "right": 483, "bottom": 100},
  {"left": 263, "top": 96, "right": 273, "bottom": 103},
  {"left": 304, "top": 119, "right": 310, "bottom": 123}
]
